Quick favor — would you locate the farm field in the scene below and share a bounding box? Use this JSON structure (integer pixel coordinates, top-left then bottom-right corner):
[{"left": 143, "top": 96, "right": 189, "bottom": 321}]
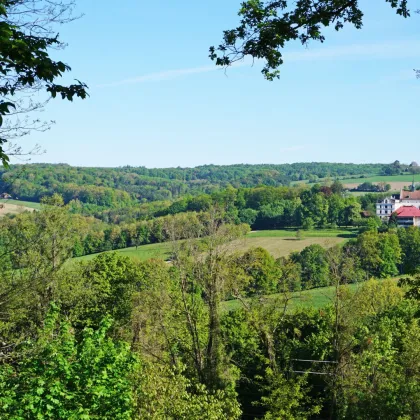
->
[
  {"left": 340, "top": 174, "right": 420, "bottom": 191},
  {"left": 0, "top": 199, "right": 40, "bottom": 217},
  {"left": 339, "top": 174, "right": 420, "bottom": 184},
  {"left": 292, "top": 174, "right": 379, "bottom": 185},
  {"left": 221, "top": 278, "right": 399, "bottom": 312},
  {"left": 248, "top": 228, "right": 355, "bottom": 238},
  {"left": 297, "top": 174, "right": 420, "bottom": 191},
  {"left": 0, "top": 199, "right": 41, "bottom": 209},
  {"left": 75, "top": 242, "right": 172, "bottom": 262},
  {"left": 74, "top": 229, "right": 350, "bottom": 263},
  {"left": 230, "top": 235, "right": 346, "bottom": 259}
]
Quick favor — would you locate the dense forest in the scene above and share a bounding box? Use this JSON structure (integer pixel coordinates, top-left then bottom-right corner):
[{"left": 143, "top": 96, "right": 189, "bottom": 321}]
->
[
  {"left": 0, "top": 162, "right": 398, "bottom": 204},
  {"left": 0, "top": 204, "right": 419, "bottom": 419}
]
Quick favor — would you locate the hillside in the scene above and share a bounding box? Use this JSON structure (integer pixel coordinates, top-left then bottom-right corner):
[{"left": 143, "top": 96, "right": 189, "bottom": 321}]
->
[
  {"left": 0, "top": 162, "right": 388, "bottom": 204},
  {"left": 74, "top": 229, "right": 352, "bottom": 263},
  {"left": 221, "top": 278, "right": 400, "bottom": 312}
]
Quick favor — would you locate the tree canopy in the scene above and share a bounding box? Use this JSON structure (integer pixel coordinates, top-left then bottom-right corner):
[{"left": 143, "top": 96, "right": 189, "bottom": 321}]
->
[
  {"left": 210, "top": 0, "right": 410, "bottom": 80},
  {"left": 1, "top": 202, "right": 420, "bottom": 418}
]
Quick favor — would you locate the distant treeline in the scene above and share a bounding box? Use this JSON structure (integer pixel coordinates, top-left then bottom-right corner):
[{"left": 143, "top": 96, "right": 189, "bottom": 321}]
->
[
  {"left": 353, "top": 181, "right": 392, "bottom": 192},
  {"left": 92, "top": 183, "right": 384, "bottom": 227},
  {"left": 0, "top": 162, "right": 396, "bottom": 204}
]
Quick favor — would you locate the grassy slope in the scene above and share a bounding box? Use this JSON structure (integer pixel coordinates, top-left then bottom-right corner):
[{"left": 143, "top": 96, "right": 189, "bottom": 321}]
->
[
  {"left": 339, "top": 174, "right": 420, "bottom": 184},
  {"left": 222, "top": 284, "right": 351, "bottom": 312},
  {"left": 0, "top": 199, "right": 41, "bottom": 209},
  {"left": 73, "top": 229, "right": 398, "bottom": 312},
  {"left": 75, "top": 242, "right": 172, "bottom": 262},
  {"left": 222, "top": 278, "right": 400, "bottom": 312},
  {"left": 231, "top": 236, "right": 346, "bottom": 259},
  {"left": 75, "top": 229, "right": 353, "bottom": 263},
  {"left": 248, "top": 229, "right": 355, "bottom": 238},
  {"left": 295, "top": 174, "right": 420, "bottom": 188}
]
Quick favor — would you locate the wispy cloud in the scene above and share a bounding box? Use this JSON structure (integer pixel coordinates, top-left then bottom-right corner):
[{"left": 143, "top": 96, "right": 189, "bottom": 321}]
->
[
  {"left": 97, "top": 65, "right": 218, "bottom": 88},
  {"left": 98, "top": 39, "right": 420, "bottom": 87},
  {"left": 279, "top": 145, "right": 306, "bottom": 153},
  {"left": 286, "top": 39, "right": 420, "bottom": 62}
]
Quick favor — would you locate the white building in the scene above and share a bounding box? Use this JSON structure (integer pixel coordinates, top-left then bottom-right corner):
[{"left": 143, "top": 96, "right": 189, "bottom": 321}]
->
[{"left": 376, "top": 190, "right": 420, "bottom": 219}]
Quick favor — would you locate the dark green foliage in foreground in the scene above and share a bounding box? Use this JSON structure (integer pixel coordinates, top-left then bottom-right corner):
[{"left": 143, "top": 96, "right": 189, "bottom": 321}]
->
[
  {"left": 1, "top": 206, "right": 419, "bottom": 419},
  {"left": 0, "top": 305, "right": 136, "bottom": 419}
]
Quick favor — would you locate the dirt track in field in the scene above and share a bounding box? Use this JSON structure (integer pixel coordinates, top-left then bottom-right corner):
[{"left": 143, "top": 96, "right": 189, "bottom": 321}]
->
[{"left": 0, "top": 203, "right": 36, "bottom": 218}]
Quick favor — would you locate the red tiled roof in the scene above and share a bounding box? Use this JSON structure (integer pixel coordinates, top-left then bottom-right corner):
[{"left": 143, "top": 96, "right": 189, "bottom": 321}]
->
[
  {"left": 395, "top": 206, "right": 420, "bottom": 218},
  {"left": 399, "top": 189, "right": 420, "bottom": 200}
]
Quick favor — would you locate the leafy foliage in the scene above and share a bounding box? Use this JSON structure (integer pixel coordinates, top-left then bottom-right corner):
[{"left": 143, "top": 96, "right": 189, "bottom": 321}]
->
[
  {"left": 0, "top": 305, "right": 136, "bottom": 419},
  {"left": 210, "top": 0, "right": 410, "bottom": 80},
  {"left": 0, "top": 162, "right": 387, "bottom": 204},
  {"left": 1, "top": 200, "right": 420, "bottom": 419},
  {"left": 0, "top": 1, "right": 88, "bottom": 166}
]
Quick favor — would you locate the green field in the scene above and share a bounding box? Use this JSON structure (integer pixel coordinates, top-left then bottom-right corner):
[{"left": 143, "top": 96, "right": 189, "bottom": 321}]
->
[
  {"left": 222, "top": 284, "right": 354, "bottom": 312},
  {"left": 75, "top": 242, "right": 172, "bottom": 262},
  {"left": 296, "top": 174, "right": 420, "bottom": 188},
  {"left": 248, "top": 228, "right": 355, "bottom": 238},
  {"left": 222, "top": 278, "right": 399, "bottom": 312},
  {"left": 234, "top": 234, "right": 349, "bottom": 259},
  {"left": 75, "top": 229, "right": 352, "bottom": 264},
  {"left": 0, "top": 199, "right": 41, "bottom": 209},
  {"left": 339, "top": 174, "right": 420, "bottom": 185}
]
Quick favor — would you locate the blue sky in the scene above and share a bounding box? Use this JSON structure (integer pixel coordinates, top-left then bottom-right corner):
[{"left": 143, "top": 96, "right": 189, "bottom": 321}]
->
[{"left": 19, "top": 0, "right": 420, "bottom": 168}]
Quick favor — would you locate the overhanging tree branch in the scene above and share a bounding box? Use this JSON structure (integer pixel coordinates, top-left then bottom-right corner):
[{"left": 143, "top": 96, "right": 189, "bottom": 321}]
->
[
  {"left": 210, "top": 0, "right": 411, "bottom": 80},
  {"left": 0, "top": 0, "right": 88, "bottom": 167}
]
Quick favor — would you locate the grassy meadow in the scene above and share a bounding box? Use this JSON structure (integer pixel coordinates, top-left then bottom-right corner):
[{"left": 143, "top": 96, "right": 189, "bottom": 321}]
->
[
  {"left": 221, "top": 278, "right": 399, "bottom": 312},
  {"left": 296, "top": 174, "right": 420, "bottom": 190},
  {"left": 248, "top": 228, "right": 355, "bottom": 238},
  {"left": 231, "top": 235, "right": 346, "bottom": 259},
  {"left": 75, "top": 229, "right": 353, "bottom": 263},
  {"left": 0, "top": 199, "right": 41, "bottom": 209},
  {"left": 75, "top": 242, "right": 172, "bottom": 262},
  {"left": 339, "top": 174, "right": 420, "bottom": 184}
]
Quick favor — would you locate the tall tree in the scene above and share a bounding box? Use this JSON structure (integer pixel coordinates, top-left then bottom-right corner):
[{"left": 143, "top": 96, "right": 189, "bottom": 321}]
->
[{"left": 0, "top": 198, "right": 79, "bottom": 356}]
